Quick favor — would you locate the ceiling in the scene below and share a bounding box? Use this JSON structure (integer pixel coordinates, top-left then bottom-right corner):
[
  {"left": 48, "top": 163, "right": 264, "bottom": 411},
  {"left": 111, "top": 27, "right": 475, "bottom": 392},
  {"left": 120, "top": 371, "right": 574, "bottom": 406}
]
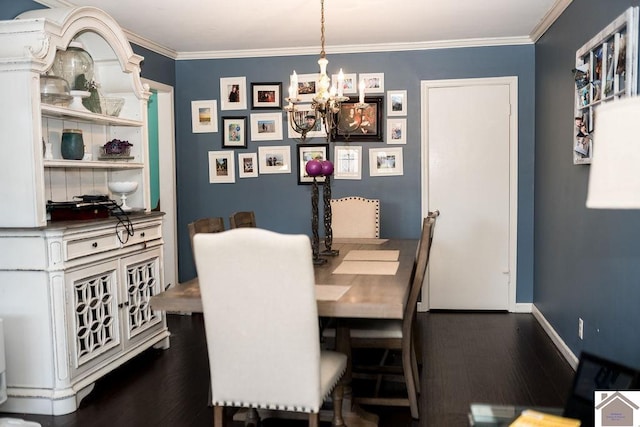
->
[{"left": 37, "top": 0, "right": 572, "bottom": 59}]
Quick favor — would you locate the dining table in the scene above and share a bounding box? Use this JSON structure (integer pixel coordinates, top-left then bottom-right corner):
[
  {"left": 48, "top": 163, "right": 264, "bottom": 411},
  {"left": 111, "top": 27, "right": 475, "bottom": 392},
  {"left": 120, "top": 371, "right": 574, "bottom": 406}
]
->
[{"left": 150, "top": 237, "right": 418, "bottom": 427}]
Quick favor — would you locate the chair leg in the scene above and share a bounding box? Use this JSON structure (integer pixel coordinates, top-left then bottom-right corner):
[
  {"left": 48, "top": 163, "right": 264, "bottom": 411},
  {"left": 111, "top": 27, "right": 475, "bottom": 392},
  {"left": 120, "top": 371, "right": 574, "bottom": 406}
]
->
[
  {"left": 410, "top": 341, "right": 420, "bottom": 394},
  {"left": 402, "top": 341, "right": 420, "bottom": 419},
  {"left": 331, "top": 383, "right": 346, "bottom": 426},
  {"left": 308, "top": 412, "right": 319, "bottom": 427},
  {"left": 213, "top": 405, "right": 225, "bottom": 427}
]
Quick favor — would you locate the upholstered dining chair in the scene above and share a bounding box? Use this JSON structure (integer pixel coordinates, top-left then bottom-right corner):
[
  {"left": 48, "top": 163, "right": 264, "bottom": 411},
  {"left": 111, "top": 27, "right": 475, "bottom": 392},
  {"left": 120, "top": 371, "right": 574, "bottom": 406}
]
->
[
  {"left": 187, "top": 217, "right": 225, "bottom": 252},
  {"left": 323, "top": 211, "right": 438, "bottom": 419},
  {"left": 229, "top": 211, "right": 256, "bottom": 229},
  {"left": 330, "top": 197, "right": 380, "bottom": 238},
  {"left": 193, "top": 228, "right": 347, "bottom": 427}
]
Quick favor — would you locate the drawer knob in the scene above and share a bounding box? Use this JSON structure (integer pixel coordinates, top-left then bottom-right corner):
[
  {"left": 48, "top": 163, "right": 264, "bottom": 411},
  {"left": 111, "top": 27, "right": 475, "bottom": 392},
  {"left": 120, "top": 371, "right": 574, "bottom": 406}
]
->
[
  {"left": 92, "top": 242, "right": 98, "bottom": 248},
  {"left": 140, "top": 232, "right": 145, "bottom": 237}
]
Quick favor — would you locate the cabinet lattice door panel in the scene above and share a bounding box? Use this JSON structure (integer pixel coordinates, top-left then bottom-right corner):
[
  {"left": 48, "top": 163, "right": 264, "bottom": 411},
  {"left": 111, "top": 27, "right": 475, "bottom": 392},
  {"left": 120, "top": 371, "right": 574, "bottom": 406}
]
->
[
  {"left": 121, "top": 248, "right": 163, "bottom": 344},
  {"left": 66, "top": 260, "right": 122, "bottom": 373}
]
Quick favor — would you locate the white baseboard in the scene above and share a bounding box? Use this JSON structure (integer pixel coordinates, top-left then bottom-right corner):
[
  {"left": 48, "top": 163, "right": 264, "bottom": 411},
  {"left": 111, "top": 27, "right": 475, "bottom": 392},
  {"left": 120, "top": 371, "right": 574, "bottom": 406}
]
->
[{"left": 532, "top": 304, "right": 579, "bottom": 370}]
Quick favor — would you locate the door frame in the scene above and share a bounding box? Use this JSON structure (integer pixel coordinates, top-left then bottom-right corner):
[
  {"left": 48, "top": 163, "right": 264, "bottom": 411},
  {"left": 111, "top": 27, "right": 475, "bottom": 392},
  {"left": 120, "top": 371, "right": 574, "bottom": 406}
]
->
[
  {"left": 142, "top": 78, "right": 178, "bottom": 289},
  {"left": 417, "top": 76, "right": 519, "bottom": 312}
]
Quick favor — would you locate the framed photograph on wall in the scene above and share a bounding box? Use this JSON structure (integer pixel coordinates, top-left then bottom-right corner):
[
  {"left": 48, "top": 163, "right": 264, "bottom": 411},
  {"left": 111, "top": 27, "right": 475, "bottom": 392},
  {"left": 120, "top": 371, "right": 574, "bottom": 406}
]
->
[
  {"left": 191, "top": 100, "right": 218, "bottom": 133},
  {"left": 250, "top": 112, "right": 283, "bottom": 141},
  {"left": 387, "top": 118, "right": 407, "bottom": 144},
  {"left": 287, "top": 104, "right": 326, "bottom": 139},
  {"left": 251, "top": 82, "right": 282, "bottom": 109},
  {"left": 238, "top": 152, "right": 258, "bottom": 178},
  {"left": 331, "top": 96, "right": 383, "bottom": 142},
  {"left": 369, "top": 147, "right": 404, "bottom": 177},
  {"left": 387, "top": 90, "right": 407, "bottom": 116},
  {"left": 359, "top": 73, "right": 385, "bottom": 93},
  {"left": 258, "top": 145, "right": 291, "bottom": 174},
  {"left": 297, "top": 143, "right": 329, "bottom": 184},
  {"left": 334, "top": 145, "right": 362, "bottom": 180},
  {"left": 331, "top": 72, "right": 358, "bottom": 95},
  {"left": 222, "top": 116, "right": 247, "bottom": 148},
  {"left": 220, "top": 76, "right": 247, "bottom": 111},
  {"left": 296, "top": 73, "right": 320, "bottom": 102},
  {"left": 208, "top": 151, "right": 235, "bottom": 183}
]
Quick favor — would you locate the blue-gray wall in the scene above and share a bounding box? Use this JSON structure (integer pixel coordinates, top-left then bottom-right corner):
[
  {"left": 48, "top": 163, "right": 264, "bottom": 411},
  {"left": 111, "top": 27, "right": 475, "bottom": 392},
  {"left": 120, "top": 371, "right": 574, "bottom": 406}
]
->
[
  {"left": 536, "top": 0, "right": 640, "bottom": 368},
  {"left": 174, "top": 48, "right": 537, "bottom": 289}
]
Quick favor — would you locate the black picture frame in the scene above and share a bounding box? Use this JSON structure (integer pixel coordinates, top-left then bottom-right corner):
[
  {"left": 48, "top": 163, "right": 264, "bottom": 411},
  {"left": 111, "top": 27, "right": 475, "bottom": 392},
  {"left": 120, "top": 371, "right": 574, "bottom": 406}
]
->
[
  {"left": 331, "top": 96, "right": 384, "bottom": 142},
  {"left": 221, "top": 116, "right": 248, "bottom": 148},
  {"left": 297, "top": 143, "right": 329, "bottom": 185},
  {"left": 251, "top": 82, "right": 282, "bottom": 110}
]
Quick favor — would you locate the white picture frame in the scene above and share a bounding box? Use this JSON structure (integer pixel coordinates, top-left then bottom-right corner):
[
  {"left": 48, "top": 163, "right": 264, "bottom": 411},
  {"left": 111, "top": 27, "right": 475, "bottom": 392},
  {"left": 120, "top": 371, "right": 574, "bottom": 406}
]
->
[
  {"left": 258, "top": 145, "right": 291, "bottom": 174},
  {"left": 387, "top": 90, "right": 407, "bottom": 116},
  {"left": 369, "top": 147, "right": 404, "bottom": 177},
  {"left": 331, "top": 72, "right": 358, "bottom": 95},
  {"left": 250, "top": 112, "right": 283, "bottom": 141},
  {"left": 220, "top": 76, "right": 247, "bottom": 111},
  {"left": 334, "top": 145, "right": 362, "bottom": 180},
  {"left": 387, "top": 118, "right": 407, "bottom": 144},
  {"left": 287, "top": 104, "right": 326, "bottom": 139},
  {"left": 238, "top": 152, "right": 258, "bottom": 178},
  {"left": 208, "top": 150, "right": 235, "bottom": 183},
  {"left": 191, "top": 100, "right": 218, "bottom": 133},
  {"left": 296, "top": 73, "right": 320, "bottom": 102},
  {"left": 359, "top": 73, "right": 385, "bottom": 94}
]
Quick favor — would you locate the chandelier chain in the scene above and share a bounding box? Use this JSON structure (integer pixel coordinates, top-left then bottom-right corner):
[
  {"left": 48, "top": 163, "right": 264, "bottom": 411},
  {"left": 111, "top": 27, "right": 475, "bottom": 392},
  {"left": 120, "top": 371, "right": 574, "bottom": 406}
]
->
[{"left": 320, "top": 0, "right": 326, "bottom": 58}]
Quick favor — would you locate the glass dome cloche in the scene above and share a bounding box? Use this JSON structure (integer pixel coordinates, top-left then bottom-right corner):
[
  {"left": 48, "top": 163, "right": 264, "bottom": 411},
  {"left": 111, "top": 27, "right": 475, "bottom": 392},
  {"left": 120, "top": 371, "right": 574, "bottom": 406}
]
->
[{"left": 50, "top": 41, "right": 95, "bottom": 91}]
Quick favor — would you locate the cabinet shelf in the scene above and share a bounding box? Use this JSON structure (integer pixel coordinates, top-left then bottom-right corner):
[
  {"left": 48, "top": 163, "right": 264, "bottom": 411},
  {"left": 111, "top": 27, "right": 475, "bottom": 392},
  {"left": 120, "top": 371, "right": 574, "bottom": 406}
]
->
[
  {"left": 42, "top": 104, "right": 143, "bottom": 127},
  {"left": 44, "top": 159, "right": 144, "bottom": 169}
]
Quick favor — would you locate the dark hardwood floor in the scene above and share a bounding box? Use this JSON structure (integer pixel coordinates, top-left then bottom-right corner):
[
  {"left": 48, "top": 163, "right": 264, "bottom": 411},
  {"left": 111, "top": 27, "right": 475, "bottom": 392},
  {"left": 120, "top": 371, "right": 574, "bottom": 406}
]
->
[{"left": 0, "top": 312, "right": 575, "bottom": 427}]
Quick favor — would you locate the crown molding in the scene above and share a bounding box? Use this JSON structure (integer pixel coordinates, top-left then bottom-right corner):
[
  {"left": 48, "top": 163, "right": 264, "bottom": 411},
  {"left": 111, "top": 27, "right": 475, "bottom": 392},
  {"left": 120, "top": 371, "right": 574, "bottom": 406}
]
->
[
  {"left": 529, "top": 0, "right": 573, "bottom": 42},
  {"left": 175, "top": 36, "right": 534, "bottom": 61}
]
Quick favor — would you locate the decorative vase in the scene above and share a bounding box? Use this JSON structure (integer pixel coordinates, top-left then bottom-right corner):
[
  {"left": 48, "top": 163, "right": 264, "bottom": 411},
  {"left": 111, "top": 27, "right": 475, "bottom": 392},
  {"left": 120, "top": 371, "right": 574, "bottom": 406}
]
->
[{"left": 61, "top": 129, "right": 85, "bottom": 160}]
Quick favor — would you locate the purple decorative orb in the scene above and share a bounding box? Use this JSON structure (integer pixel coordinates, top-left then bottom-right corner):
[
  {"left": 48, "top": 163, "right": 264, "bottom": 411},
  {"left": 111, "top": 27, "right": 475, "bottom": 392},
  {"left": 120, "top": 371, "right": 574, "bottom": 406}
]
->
[
  {"left": 305, "top": 159, "right": 323, "bottom": 177},
  {"left": 321, "top": 160, "right": 334, "bottom": 176}
]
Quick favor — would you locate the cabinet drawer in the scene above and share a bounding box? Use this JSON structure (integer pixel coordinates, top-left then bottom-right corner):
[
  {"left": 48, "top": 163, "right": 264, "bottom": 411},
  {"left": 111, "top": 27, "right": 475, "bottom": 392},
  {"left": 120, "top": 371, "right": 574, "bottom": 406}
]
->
[
  {"left": 123, "top": 223, "right": 162, "bottom": 246},
  {"left": 65, "top": 233, "right": 120, "bottom": 261}
]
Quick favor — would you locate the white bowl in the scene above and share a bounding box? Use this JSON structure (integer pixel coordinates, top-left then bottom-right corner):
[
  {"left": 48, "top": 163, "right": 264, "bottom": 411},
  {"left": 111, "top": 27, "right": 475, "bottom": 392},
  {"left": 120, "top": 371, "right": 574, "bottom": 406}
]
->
[{"left": 108, "top": 181, "right": 138, "bottom": 194}]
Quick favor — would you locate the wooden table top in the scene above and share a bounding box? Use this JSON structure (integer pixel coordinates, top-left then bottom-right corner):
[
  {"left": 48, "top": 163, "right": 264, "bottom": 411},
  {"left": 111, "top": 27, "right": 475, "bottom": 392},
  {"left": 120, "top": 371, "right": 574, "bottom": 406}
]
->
[{"left": 150, "top": 238, "right": 417, "bottom": 320}]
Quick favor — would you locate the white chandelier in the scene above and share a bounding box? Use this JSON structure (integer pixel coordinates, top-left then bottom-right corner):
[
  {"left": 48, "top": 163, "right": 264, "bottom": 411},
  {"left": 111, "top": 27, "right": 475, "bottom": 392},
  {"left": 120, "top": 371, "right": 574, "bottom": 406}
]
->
[{"left": 285, "top": 0, "right": 367, "bottom": 141}]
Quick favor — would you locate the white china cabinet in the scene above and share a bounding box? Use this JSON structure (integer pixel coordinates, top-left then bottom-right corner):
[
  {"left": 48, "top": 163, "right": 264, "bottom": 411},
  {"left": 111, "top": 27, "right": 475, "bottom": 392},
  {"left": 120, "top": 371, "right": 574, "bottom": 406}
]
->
[{"left": 0, "top": 7, "right": 169, "bottom": 415}]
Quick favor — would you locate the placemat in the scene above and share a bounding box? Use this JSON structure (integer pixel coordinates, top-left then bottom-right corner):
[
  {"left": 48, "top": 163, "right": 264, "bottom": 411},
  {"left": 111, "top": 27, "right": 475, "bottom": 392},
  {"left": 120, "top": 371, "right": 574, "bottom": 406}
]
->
[
  {"left": 332, "top": 260, "right": 400, "bottom": 275},
  {"left": 331, "top": 238, "right": 389, "bottom": 245},
  {"left": 315, "top": 285, "right": 351, "bottom": 301},
  {"left": 343, "top": 250, "right": 399, "bottom": 261}
]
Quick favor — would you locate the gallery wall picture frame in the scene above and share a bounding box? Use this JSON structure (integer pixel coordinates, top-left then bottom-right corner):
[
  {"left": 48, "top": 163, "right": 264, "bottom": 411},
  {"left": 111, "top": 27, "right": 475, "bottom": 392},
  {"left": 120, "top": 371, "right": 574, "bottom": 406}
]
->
[
  {"left": 369, "top": 147, "right": 404, "bottom": 177},
  {"left": 331, "top": 96, "right": 384, "bottom": 142},
  {"left": 296, "top": 73, "right": 320, "bottom": 102},
  {"left": 359, "top": 73, "right": 385, "bottom": 93},
  {"left": 238, "top": 152, "right": 258, "bottom": 178},
  {"left": 222, "top": 116, "right": 248, "bottom": 148},
  {"left": 220, "top": 76, "right": 247, "bottom": 111},
  {"left": 258, "top": 145, "right": 291, "bottom": 174},
  {"left": 387, "top": 90, "right": 407, "bottom": 116},
  {"left": 250, "top": 112, "right": 283, "bottom": 141},
  {"left": 334, "top": 145, "right": 362, "bottom": 180},
  {"left": 287, "top": 104, "right": 326, "bottom": 139},
  {"left": 208, "top": 150, "right": 236, "bottom": 183},
  {"left": 251, "top": 82, "right": 282, "bottom": 109},
  {"left": 572, "top": 6, "right": 639, "bottom": 165},
  {"left": 331, "top": 72, "right": 358, "bottom": 94},
  {"left": 191, "top": 100, "right": 218, "bottom": 133},
  {"left": 297, "top": 143, "right": 329, "bottom": 184},
  {"left": 387, "top": 118, "right": 407, "bottom": 144}
]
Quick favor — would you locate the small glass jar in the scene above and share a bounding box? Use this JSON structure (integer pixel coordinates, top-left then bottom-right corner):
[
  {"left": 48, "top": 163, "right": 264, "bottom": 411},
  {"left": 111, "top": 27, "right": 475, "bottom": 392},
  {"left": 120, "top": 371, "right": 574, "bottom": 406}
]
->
[
  {"left": 61, "top": 129, "right": 85, "bottom": 160},
  {"left": 51, "top": 41, "right": 94, "bottom": 91}
]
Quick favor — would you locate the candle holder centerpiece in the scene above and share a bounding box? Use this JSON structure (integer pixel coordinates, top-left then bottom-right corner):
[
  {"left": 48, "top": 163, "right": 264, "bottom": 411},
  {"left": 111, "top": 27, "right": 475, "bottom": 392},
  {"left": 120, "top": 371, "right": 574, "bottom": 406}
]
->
[{"left": 305, "top": 159, "right": 336, "bottom": 264}]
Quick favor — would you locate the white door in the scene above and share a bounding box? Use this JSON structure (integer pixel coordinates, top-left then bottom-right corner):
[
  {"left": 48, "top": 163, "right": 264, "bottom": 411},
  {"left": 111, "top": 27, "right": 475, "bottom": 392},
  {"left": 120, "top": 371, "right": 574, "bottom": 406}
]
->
[
  {"left": 419, "top": 77, "right": 518, "bottom": 311},
  {"left": 143, "top": 79, "right": 178, "bottom": 289}
]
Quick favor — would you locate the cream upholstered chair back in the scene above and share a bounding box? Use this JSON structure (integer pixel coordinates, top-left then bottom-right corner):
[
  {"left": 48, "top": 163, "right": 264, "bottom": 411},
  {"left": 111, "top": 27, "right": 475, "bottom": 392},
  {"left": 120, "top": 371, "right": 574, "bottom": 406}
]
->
[
  {"left": 330, "top": 196, "right": 380, "bottom": 238},
  {"left": 193, "top": 228, "right": 346, "bottom": 424}
]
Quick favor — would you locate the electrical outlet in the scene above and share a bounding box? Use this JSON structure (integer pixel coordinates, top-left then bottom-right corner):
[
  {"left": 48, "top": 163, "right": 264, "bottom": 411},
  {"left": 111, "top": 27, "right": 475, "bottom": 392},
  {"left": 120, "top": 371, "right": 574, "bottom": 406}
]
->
[{"left": 578, "top": 318, "right": 584, "bottom": 340}]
